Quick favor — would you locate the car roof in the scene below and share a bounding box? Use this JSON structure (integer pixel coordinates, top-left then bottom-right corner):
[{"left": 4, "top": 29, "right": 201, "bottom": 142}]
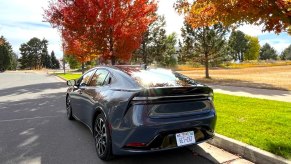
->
[{"left": 86, "top": 65, "right": 200, "bottom": 89}]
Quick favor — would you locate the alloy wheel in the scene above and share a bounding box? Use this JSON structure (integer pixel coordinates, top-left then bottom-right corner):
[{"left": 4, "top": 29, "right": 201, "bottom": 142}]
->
[{"left": 94, "top": 117, "right": 107, "bottom": 156}]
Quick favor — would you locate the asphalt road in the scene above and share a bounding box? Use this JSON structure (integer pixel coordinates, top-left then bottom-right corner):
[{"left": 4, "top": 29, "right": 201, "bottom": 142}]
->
[{"left": 0, "top": 72, "right": 213, "bottom": 164}]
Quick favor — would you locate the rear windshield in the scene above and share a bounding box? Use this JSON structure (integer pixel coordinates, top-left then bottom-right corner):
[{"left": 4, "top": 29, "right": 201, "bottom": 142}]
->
[{"left": 117, "top": 66, "right": 198, "bottom": 88}]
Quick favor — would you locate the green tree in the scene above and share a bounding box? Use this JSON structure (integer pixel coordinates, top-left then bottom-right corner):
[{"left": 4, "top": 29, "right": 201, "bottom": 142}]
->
[
  {"left": 244, "top": 35, "right": 260, "bottom": 60},
  {"left": 229, "top": 30, "right": 248, "bottom": 62},
  {"left": 178, "top": 22, "right": 195, "bottom": 64},
  {"left": 19, "top": 38, "right": 41, "bottom": 69},
  {"left": 259, "top": 43, "right": 278, "bottom": 60},
  {"left": 65, "top": 55, "right": 81, "bottom": 69},
  {"left": 157, "top": 33, "right": 177, "bottom": 67},
  {"left": 150, "top": 18, "right": 167, "bottom": 64},
  {"left": 0, "top": 36, "right": 13, "bottom": 71},
  {"left": 40, "top": 39, "right": 51, "bottom": 68},
  {"left": 28, "top": 38, "right": 43, "bottom": 69},
  {"left": 133, "top": 16, "right": 166, "bottom": 65},
  {"left": 19, "top": 37, "right": 50, "bottom": 69},
  {"left": 19, "top": 43, "right": 30, "bottom": 69},
  {"left": 281, "top": 45, "right": 291, "bottom": 60},
  {"left": 0, "top": 45, "right": 11, "bottom": 71},
  {"left": 10, "top": 52, "right": 18, "bottom": 70},
  {"left": 51, "top": 51, "right": 60, "bottom": 69},
  {"left": 185, "top": 23, "right": 227, "bottom": 78}
]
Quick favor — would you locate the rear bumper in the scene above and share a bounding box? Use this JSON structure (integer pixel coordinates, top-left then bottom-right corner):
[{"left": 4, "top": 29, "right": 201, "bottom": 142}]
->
[{"left": 111, "top": 109, "right": 216, "bottom": 155}]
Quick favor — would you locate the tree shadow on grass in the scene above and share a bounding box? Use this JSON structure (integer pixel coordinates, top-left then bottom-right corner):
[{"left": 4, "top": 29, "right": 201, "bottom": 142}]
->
[{"left": 266, "top": 142, "right": 291, "bottom": 160}]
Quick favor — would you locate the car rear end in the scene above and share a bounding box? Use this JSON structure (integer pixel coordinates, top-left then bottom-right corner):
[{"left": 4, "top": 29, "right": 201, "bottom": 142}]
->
[{"left": 111, "top": 67, "right": 216, "bottom": 155}]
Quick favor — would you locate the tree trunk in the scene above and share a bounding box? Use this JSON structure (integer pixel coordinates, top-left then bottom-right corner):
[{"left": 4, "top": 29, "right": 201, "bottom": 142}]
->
[
  {"left": 142, "top": 41, "right": 147, "bottom": 65},
  {"left": 81, "top": 62, "right": 85, "bottom": 74},
  {"left": 111, "top": 56, "right": 116, "bottom": 65},
  {"left": 109, "top": 28, "right": 115, "bottom": 65},
  {"left": 96, "top": 58, "right": 99, "bottom": 66},
  {"left": 205, "top": 53, "right": 210, "bottom": 79},
  {"left": 62, "top": 45, "right": 66, "bottom": 74},
  {"left": 63, "top": 58, "right": 66, "bottom": 74}
]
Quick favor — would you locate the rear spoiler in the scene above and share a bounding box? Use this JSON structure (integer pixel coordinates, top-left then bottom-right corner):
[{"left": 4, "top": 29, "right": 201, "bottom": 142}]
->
[{"left": 135, "top": 86, "right": 213, "bottom": 97}]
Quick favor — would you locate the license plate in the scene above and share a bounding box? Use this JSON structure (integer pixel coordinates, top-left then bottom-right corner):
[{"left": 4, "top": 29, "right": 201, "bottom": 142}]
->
[{"left": 175, "top": 131, "right": 196, "bottom": 147}]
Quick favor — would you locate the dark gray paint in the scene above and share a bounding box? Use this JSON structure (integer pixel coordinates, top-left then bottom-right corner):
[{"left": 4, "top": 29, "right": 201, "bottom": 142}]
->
[{"left": 67, "top": 66, "right": 216, "bottom": 155}]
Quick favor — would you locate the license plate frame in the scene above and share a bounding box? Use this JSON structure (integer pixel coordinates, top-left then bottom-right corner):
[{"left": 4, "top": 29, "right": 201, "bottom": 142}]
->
[{"left": 175, "top": 131, "right": 196, "bottom": 147}]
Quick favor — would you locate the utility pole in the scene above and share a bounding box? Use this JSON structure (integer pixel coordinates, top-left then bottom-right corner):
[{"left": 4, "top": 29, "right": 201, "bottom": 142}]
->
[
  {"left": 61, "top": 25, "right": 66, "bottom": 74},
  {"left": 62, "top": 42, "right": 66, "bottom": 74}
]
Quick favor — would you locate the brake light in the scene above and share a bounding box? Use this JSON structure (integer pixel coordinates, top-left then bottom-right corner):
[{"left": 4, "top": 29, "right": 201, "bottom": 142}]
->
[{"left": 126, "top": 142, "right": 146, "bottom": 147}]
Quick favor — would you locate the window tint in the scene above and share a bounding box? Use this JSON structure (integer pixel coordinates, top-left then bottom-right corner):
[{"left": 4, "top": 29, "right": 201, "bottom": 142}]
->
[
  {"left": 88, "top": 69, "right": 109, "bottom": 86},
  {"left": 103, "top": 74, "right": 112, "bottom": 85},
  {"left": 116, "top": 66, "right": 198, "bottom": 88},
  {"left": 80, "top": 69, "right": 96, "bottom": 86}
]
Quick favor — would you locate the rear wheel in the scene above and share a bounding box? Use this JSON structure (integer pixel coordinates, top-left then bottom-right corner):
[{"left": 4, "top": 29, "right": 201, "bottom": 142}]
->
[
  {"left": 94, "top": 113, "right": 113, "bottom": 160},
  {"left": 66, "top": 96, "right": 74, "bottom": 120}
]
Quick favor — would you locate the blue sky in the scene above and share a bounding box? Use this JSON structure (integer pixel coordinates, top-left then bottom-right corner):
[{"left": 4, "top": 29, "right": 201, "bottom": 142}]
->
[{"left": 0, "top": 0, "right": 290, "bottom": 59}]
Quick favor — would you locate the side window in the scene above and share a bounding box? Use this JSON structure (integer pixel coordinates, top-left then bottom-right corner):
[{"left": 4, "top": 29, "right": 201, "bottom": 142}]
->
[
  {"left": 79, "top": 69, "right": 96, "bottom": 86},
  {"left": 88, "top": 69, "right": 109, "bottom": 86},
  {"left": 103, "top": 74, "right": 112, "bottom": 85}
]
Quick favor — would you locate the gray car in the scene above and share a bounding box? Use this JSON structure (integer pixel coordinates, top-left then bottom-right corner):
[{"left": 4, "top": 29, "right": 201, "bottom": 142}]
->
[{"left": 66, "top": 65, "right": 216, "bottom": 160}]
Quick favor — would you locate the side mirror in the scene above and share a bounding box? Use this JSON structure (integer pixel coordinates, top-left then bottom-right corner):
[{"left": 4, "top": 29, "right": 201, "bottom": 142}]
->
[{"left": 67, "top": 79, "right": 76, "bottom": 86}]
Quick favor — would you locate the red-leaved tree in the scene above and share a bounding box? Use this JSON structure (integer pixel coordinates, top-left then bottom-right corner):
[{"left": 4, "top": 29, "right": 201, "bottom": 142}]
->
[{"left": 44, "top": 0, "right": 157, "bottom": 65}]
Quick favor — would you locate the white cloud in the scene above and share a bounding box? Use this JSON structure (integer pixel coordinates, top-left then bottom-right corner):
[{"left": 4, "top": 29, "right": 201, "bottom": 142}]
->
[
  {"left": 238, "top": 24, "right": 291, "bottom": 53},
  {"left": 0, "top": 0, "right": 290, "bottom": 58},
  {"left": 237, "top": 24, "right": 271, "bottom": 36},
  {"left": 0, "top": 0, "right": 63, "bottom": 58},
  {"left": 259, "top": 38, "right": 291, "bottom": 54}
]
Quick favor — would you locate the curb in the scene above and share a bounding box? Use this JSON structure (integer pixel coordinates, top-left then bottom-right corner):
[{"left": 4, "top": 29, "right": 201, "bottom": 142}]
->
[
  {"left": 53, "top": 75, "right": 67, "bottom": 82},
  {"left": 207, "top": 134, "right": 291, "bottom": 164}
]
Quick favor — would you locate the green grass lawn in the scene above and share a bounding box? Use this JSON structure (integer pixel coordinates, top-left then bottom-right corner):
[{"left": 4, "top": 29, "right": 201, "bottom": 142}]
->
[
  {"left": 56, "top": 72, "right": 291, "bottom": 159},
  {"left": 214, "top": 93, "right": 291, "bottom": 159},
  {"left": 56, "top": 73, "right": 82, "bottom": 80}
]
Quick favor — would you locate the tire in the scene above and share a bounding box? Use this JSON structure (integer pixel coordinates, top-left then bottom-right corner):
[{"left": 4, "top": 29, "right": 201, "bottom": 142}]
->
[
  {"left": 93, "top": 113, "right": 113, "bottom": 160},
  {"left": 66, "top": 96, "right": 74, "bottom": 120}
]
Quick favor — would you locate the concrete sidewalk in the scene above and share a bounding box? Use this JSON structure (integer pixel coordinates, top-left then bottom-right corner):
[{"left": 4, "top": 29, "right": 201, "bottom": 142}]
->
[
  {"left": 192, "top": 143, "right": 253, "bottom": 164},
  {"left": 209, "top": 84, "right": 291, "bottom": 102}
]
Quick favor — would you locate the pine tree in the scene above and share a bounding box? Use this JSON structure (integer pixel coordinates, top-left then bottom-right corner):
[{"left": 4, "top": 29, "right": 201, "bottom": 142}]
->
[
  {"left": 157, "top": 33, "right": 177, "bottom": 67},
  {"left": 189, "top": 24, "right": 227, "bottom": 78},
  {"left": 10, "top": 52, "right": 18, "bottom": 70},
  {"left": 259, "top": 43, "right": 278, "bottom": 60},
  {"left": 133, "top": 16, "right": 167, "bottom": 65},
  {"left": 51, "top": 51, "right": 60, "bottom": 69},
  {"left": 40, "top": 39, "right": 51, "bottom": 68},
  {"left": 281, "top": 45, "right": 291, "bottom": 60},
  {"left": 19, "top": 37, "right": 51, "bottom": 69},
  {"left": 178, "top": 22, "right": 196, "bottom": 64},
  {"left": 0, "top": 36, "right": 13, "bottom": 71},
  {"left": 229, "top": 30, "right": 249, "bottom": 62}
]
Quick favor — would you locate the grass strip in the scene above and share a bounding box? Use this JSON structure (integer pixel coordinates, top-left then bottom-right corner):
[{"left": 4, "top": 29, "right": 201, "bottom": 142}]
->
[
  {"left": 214, "top": 93, "right": 291, "bottom": 159},
  {"left": 56, "top": 73, "right": 82, "bottom": 81}
]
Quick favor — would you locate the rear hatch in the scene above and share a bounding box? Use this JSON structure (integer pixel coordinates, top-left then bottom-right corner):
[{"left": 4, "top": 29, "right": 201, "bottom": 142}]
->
[
  {"left": 116, "top": 66, "right": 215, "bottom": 118},
  {"left": 132, "top": 86, "right": 214, "bottom": 118}
]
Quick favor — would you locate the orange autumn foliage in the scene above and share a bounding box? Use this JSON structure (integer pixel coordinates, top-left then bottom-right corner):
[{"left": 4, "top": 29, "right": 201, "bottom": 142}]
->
[
  {"left": 175, "top": 0, "right": 291, "bottom": 34},
  {"left": 44, "top": 0, "right": 157, "bottom": 64}
]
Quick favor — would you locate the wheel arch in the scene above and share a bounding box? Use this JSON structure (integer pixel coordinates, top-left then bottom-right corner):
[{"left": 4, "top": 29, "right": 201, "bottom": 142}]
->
[{"left": 91, "top": 107, "right": 107, "bottom": 133}]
